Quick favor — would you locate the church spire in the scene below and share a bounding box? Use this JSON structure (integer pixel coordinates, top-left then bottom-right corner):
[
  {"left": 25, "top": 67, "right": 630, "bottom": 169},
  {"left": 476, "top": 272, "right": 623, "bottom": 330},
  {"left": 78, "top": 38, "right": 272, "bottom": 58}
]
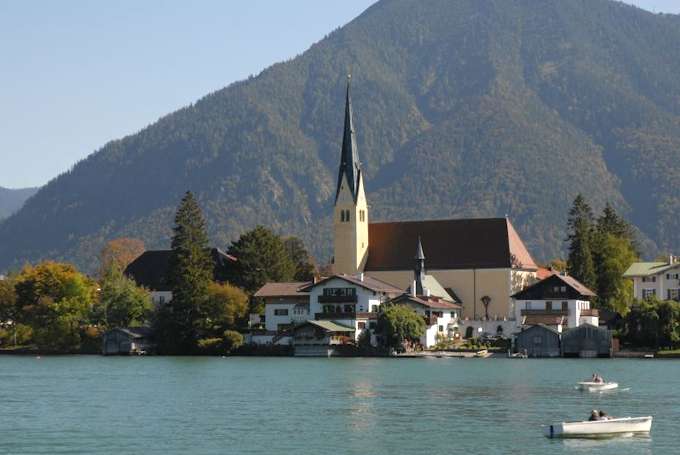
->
[
  {"left": 335, "top": 74, "right": 361, "bottom": 203},
  {"left": 414, "top": 236, "right": 426, "bottom": 295}
]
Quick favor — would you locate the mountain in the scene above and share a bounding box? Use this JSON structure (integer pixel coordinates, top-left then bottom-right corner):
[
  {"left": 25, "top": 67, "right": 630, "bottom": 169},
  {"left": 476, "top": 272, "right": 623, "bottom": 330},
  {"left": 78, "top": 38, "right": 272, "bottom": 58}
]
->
[
  {"left": 0, "top": 187, "right": 38, "bottom": 221},
  {"left": 2, "top": 0, "right": 680, "bottom": 273}
]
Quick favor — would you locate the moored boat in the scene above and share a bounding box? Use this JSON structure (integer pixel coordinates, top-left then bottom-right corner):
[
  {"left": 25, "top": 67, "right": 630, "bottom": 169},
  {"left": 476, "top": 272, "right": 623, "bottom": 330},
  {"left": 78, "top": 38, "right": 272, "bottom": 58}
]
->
[
  {"left": 545, "top": 416, "right": 652, "bottom": 438},
  {"left": 577, "top": 381, "right": 618, "bottom": 392}
]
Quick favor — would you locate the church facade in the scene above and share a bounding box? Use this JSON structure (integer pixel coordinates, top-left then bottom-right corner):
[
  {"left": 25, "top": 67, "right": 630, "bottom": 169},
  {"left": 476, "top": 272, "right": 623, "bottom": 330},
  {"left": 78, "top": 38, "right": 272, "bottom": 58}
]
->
[{"left": 332, "top": 78, "right": 538, "bottom": 323}]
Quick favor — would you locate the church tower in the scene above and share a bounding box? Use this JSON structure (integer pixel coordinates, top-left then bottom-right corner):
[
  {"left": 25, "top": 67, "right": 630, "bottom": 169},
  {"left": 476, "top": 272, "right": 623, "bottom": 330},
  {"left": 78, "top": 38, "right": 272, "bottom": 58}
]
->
[{"left": 333, "top": 75, "right": 369, "bottom": 275}]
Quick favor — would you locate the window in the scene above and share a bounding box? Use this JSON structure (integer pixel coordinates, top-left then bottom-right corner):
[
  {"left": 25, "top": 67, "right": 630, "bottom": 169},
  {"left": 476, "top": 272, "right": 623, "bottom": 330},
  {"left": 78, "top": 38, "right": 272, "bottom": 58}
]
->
[
  {"left": 668, "top": 289, "right": 680, "bottom": 301},
  {"left": 343, "top": 304, "right": 354, "bottom": 313},
  {"left": 642, "top": 276, "right": 657, "bottom": 283},
  {"left": 358, "top": 322, "right": 366, "bottom": 329},
  {"left": 345, "top": 210, "right": 350, "bottom": 222},
  {"left": 642, "top": 289, "right": 657, "bottom": 299},
  {"left": 158, "top": 296, "right": 166, "bottom": 305},
  {"left": 562, "top": 301, "right": 568, "bottom": 311},
  {"left": 546, "top": 301, "right": 552, "bottom": 311},
  {"left": 274, "top": 309, "right": 289, "bottom": 316},
  {"left": 438, "top": 325, "right": 444, "bottom": 332}
]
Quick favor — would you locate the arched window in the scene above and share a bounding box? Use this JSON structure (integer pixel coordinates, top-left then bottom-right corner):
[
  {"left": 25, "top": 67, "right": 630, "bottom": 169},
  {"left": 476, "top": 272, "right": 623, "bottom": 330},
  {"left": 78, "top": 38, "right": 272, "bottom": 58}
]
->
[
  {"left": 345, "top": 210, "right": 350, "bottom": 222},
  {"left": 496, "top": 325, "right": 504, "bottom": 335},
  {"left": 340, "top": 211, "right": 346, "bottom": 222},
  {"left": 465, "top": 326, "right": 474, "bottom": 339}
]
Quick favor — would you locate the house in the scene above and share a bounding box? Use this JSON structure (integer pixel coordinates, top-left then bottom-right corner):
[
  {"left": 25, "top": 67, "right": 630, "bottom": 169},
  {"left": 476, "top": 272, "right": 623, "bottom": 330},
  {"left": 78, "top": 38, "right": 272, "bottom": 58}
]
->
[
  {"left": 300, "top": 273, "right": 403, "bottom": 346},
  {"left": 515, "top": 324, "right": 561, "bottom": 358},
  {"left": 102, "top": 327, "right": 153, "bottom": 355},
  {"left": 292, "top": 320, "right": 356, "bottom": 357},
  {"left": 561, "top": 323, "right": 612, "bottom": 358},
  {"left": 623, "top": 255, "right": 680, "bottom": 301},
  {"left": 385, "top": 238, "right": 462, "bottom": 348},
  {"left": 124, "top": 248, "right": 237, "bottom": 305},
  {"left": 331, "top": 77, "right": 538, "bottom": 328},
  {"left": 254, "top": 281, "right": 312, "bottom": 332},
  {"left": 512, "top": 273, "right": 598, "bottom": 331}
]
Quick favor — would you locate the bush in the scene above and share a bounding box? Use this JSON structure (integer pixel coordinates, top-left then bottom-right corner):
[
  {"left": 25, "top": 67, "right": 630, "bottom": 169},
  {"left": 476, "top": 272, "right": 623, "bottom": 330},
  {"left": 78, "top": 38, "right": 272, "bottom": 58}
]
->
[
  {"left": 222, "top": 330, "right": 244, "bottom": 352},
  {"left": 197, "top": 337, "right": 224, "bottom": 355}
]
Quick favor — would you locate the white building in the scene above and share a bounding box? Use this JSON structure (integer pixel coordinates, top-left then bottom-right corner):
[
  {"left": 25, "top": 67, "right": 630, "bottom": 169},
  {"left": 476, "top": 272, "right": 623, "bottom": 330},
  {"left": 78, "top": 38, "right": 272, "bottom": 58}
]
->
[
  {"left": 301, "top": 274, "right": 402, "bottom": 345},
  {"left": 254, "top": 282, "right": 311, "bottom": 332},
  {"left": 624, "top": 256, "right": 680, "bottom": 301},
  {"left": 511, "top": 273, "right": 598, "bottom": 332}
]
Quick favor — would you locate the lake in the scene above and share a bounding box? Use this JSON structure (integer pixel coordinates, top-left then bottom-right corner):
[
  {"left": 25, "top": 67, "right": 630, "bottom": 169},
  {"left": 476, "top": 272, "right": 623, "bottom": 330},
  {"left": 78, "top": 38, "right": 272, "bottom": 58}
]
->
[{"left": 1, "top": 356, "right": 678, "bottom": 454}]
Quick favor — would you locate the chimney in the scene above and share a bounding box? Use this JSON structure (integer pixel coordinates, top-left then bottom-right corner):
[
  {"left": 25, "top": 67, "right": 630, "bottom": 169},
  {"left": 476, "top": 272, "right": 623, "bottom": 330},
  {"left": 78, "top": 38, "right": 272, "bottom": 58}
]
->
[
  {"left": 425, "top": 288, "right": 431, "bottom": 297},
  {"left": 412, "top": 280, "right": 417, "bottom": 297},
  {"left": 359, "top": 272, "right": 364, "bottom": 282},
  {"left": 670, "top": 255, "right": 676, "bottom": 265}
]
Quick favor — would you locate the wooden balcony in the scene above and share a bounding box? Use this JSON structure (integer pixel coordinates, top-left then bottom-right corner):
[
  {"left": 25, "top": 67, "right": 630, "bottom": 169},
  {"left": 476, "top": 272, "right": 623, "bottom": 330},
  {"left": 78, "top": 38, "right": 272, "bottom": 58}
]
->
[
  {"left": 521, "top": 309, "right": 568, "bottom": 316},
  {"left": 580, "top": 308, "right": 599, "bottom": 317},
  {"left": 315, "top": 312, "right": 356, "bottom": 320},
  {"left": 318, "top": 294, "right": 358, "bottom": 303}
]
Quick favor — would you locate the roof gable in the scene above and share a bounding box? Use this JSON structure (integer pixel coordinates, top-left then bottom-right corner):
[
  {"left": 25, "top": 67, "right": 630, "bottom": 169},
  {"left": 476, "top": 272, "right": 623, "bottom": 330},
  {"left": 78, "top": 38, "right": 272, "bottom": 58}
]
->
[
  {"left": 512, "top": 273, "right": 596, "bottom": 300},
  {"left": 299, "top": 274, "right": 402, "bottom": 294},
  {"left": 364, "top": 217, "right": 537, "bottom": 271}
]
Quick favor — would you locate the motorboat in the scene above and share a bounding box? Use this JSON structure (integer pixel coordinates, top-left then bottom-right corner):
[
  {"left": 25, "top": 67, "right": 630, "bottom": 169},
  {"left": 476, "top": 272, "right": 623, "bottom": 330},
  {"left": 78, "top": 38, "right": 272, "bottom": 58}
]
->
[
  {"left": 545, "top": 416, "right": 652, "bottom": 438},
  {"left": 577, "top": 381, "right": 618, "bottom": 392}
]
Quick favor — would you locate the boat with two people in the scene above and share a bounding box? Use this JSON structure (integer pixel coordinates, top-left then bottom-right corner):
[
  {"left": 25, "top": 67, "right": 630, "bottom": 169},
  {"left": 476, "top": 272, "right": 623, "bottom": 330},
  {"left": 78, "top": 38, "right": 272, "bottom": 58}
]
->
[{"left": 546, "top": 410, "right": 652, "bottom": 439}]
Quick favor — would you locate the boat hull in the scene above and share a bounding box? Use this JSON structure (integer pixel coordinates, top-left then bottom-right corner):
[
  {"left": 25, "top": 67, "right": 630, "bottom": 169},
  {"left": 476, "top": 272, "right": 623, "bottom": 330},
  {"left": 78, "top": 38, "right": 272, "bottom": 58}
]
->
[
  {"left": 577, "top": 381, "right": 618, "bottom": 392},
  {"left": 546, "top": 416, "right": 652, "bottom": 438}
]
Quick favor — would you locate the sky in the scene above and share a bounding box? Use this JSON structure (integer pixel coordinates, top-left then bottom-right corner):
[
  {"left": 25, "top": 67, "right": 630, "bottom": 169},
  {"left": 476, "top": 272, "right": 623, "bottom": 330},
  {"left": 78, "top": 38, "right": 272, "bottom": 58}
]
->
[{"left": 0, "top": 0, "right": 678, "bottom": 189}]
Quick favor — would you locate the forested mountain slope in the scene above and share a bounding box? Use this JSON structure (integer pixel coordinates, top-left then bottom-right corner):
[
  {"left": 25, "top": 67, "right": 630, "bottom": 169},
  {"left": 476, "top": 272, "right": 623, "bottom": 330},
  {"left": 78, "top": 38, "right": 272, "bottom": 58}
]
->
[{"left": 2, "top": 0, "right": 680, "bottom": 272}]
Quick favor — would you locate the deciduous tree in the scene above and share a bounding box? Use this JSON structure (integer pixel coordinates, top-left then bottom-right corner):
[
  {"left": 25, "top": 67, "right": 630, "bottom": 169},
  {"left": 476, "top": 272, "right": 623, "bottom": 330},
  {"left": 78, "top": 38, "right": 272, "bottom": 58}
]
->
[{"left": 377, "top": 304, "right": 426, "bottom": 352}]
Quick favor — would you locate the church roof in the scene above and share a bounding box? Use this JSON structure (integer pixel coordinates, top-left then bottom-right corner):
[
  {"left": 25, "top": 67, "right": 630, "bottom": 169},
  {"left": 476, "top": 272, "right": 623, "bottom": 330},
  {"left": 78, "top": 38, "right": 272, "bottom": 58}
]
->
[
  {"left": 335, "top": 76, "right": 362, "bottom": 203},
  {"left": 364, "top": 218, "right": 537, "bottom": 271}
]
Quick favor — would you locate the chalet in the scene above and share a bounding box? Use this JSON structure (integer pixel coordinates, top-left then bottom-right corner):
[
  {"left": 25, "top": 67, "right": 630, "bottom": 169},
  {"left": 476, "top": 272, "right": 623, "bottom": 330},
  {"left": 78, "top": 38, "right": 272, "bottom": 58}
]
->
[
  {"left": 124, "top": 248, "right": 237, "bottom": 305},
  {"left": 623, "top": 255, "right": 680, "bottom": 301},
  {"left": 292, "top": 320, "right": 356, "bottom": 357},
  {"left": 512, "top": 273, "right": 598, "bottom": 331},
  {"left": 254, "top": 281, "right": 311, "bottom": 332}
]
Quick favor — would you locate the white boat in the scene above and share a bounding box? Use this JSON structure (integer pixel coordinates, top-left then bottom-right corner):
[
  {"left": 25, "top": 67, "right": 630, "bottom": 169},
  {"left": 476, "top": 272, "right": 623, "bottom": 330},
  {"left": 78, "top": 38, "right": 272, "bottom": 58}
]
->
[
  {"left": 577, "top": 381, "right": 618, "bottom": 392},
  {"left": 545, "top": 416, "right": 653, "bottom": 438}
]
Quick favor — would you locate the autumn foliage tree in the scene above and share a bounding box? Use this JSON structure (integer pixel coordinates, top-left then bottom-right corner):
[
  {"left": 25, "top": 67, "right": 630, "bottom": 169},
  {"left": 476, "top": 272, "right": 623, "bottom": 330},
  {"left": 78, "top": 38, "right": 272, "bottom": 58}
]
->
[
  {"left": 99, "top": 238, "right": 145, "bottom": 278},
  {"left": 14, "top": 262, "right": 97, "bottom": 351}
]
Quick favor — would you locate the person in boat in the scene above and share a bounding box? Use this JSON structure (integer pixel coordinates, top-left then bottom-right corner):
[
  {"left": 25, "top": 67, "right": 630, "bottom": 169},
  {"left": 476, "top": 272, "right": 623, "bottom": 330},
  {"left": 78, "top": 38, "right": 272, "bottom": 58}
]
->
[
  {"left": 598, "top": 410, "right": 611, "bottom": 420},
  {"left": 588, "top": 410, "right": 601, "bottom": 421}
]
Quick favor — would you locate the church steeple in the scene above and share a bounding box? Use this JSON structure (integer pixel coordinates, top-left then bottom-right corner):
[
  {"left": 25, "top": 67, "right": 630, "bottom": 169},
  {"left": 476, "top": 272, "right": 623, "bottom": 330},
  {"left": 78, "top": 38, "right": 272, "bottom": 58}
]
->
[
  {"left": 414, "top": 237, "right": 426, "bottom": 295},
  {"left": 333, "top": 74, "right": 369, "bottom": 276},
  {"left": 335, "top": 75, "right": 361, "bottom": 203}
]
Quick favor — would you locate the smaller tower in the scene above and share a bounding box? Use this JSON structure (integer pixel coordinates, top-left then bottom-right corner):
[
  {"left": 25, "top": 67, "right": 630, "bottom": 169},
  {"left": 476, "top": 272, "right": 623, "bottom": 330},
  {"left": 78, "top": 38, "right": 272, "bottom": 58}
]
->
[{"left": 414, "top": 237, "right": 426, "bottom": 295}]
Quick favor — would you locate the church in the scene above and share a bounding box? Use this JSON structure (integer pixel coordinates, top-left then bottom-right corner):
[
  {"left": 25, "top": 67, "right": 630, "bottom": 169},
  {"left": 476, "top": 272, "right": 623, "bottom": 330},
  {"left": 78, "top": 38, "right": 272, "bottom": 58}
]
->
[{"left": 332, "top": 77, "right": 538, "bottom": 325}]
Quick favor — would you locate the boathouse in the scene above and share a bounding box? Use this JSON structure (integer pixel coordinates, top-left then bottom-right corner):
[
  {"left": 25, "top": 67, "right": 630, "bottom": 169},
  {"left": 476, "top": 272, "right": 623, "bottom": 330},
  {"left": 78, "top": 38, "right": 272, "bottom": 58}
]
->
[
  {"left": 515, "top": 324, "right": 561, "bottom": 358},
  {"left": 561, "top": 323, "right": 613, "bottom": 358}
]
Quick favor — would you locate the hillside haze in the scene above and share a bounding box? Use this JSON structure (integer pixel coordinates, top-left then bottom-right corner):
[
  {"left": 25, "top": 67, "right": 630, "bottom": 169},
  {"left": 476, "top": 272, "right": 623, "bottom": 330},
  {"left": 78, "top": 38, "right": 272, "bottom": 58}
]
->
[
  {"left": 2, "top": 0, "right": 680, "bottom": 273},
  {"left": 0, "top": 187, "right": 38, "bottom": 221}
]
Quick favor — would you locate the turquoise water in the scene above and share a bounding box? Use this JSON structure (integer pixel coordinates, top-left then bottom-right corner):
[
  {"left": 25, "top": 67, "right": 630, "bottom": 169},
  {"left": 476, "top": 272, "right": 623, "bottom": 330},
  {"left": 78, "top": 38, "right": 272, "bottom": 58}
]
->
[{"left": 1, "top": 356, "right": 678, "bottom": 454}]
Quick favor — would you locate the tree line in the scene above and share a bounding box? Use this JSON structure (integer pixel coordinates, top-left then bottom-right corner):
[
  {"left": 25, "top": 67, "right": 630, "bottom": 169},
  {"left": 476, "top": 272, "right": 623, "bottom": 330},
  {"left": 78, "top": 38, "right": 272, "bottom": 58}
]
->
[
  {"left": 0, "top": 191, "right": 318, "bottom": 355},
  {"left": 565, "top": 195, "right": 680, "bottom": 350}
]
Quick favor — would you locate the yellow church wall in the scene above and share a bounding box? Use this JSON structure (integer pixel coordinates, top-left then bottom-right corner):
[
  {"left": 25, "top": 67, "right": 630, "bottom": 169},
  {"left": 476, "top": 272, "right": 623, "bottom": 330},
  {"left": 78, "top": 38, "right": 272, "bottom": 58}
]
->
[{"left": 333, "top": 174, "right": 368, "bottom": 275}]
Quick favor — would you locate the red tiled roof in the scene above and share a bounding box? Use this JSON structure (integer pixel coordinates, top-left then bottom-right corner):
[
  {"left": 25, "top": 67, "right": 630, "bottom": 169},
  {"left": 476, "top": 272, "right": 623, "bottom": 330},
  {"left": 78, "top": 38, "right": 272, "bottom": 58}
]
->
[
  {"left": 390, "top": 293, "right": 462, "bottom": 310},
  {"left": 536, "top": 267, "right": 556, "bottom": 280},
  {"left": 254, "top": 282, "right": 311, "bottom": 298},
  {"left": 364, "top": 218, "right": 537, "bottom": 271},
  {"left": 523, "top": 315, "right": 566, "bottom": 326},
  {"left": 299, "top": 274, "right": 403, "bottom": 294}
]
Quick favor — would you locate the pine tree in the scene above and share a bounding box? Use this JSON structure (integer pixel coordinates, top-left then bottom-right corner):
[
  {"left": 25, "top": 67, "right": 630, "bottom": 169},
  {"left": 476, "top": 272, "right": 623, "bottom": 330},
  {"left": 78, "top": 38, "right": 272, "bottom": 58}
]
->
[
  {"left": 157, "top": 191, "right": 213, "bottom": 354},
  {"left": 227, "top": 226, "right": 295, "bottom": 294},
  {"left": 566, "top": 195, "right": 596, "bottom": 289}
]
